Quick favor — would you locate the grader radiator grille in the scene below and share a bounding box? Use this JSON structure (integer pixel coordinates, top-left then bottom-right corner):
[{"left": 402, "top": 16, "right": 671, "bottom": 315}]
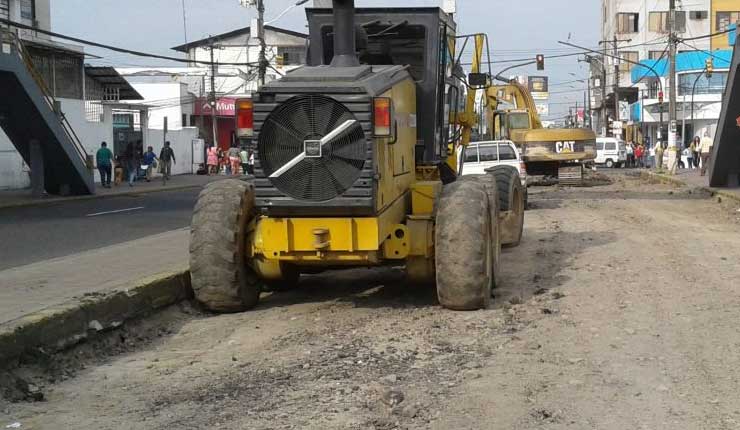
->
[{"left": 253, "top": 92, "right": 375, "bottom": 216}]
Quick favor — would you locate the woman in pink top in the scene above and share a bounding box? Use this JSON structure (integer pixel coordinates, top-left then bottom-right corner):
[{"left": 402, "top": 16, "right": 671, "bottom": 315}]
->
[{"left": 207, "top": 145, "right": 219, "bottom": 175}]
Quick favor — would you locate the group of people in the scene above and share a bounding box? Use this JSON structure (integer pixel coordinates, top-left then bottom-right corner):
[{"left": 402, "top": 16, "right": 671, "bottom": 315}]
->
[
  {"left": 622, "top": 131, "right": 713, "bottom": 173},
  {"left": 95, "top": 141, "right": 176, "bottom": 188},
  {"left": 206, "top": 144, "right": 254, "bottom": 176},
  {"left": 624, "top": 142, "right": 647, "bottom": 168},
  {"left": 682, "top": 132, "right": 714, "bottom": 175}
]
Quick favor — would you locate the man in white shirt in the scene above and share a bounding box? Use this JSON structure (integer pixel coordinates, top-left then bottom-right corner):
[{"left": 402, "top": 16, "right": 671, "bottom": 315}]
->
[{"left": 699, "top": 131, "right": 713, "bottom": 176}]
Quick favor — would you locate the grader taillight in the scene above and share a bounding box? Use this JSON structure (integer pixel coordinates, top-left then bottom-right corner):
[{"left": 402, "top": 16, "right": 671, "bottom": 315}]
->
[
  {"left": 373, "top": 97, "right": 392, "bottom": 137},
  {"left": 236, "top": 99, "right": 254, "bottom": 137}
]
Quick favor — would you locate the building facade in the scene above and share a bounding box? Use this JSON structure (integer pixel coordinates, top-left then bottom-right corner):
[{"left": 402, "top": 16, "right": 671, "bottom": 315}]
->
[
  {"left": 597, "top": 0, "right": 719, "bottom": 138},
  {"left": 168, "top": 25, "right": 308, "bottom": 150},
  {"left": 0, "top": 0, "right": 202, "bottom": 190}
]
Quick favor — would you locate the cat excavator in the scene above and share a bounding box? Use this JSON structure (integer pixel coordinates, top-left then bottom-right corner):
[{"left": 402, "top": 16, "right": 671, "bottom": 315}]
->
[{"left": 483, "top": 79, "right": 597, "bottom": 184}]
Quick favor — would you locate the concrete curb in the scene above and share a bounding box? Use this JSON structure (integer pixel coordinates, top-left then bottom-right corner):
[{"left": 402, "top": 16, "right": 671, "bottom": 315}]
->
[
  {"left": 0, "top": 184, "right": 205, "bottom": 210},
  {"left": 639, "top": 170, "right": 740, "bottom": 204},
  {"left": 0, "top": 270, "right": 192, "bottom": 367}
]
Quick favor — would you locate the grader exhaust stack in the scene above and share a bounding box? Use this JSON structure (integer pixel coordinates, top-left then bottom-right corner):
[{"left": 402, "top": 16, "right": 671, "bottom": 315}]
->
[{"left": 330, "top": 0, "right": 360, "bottom": 67}]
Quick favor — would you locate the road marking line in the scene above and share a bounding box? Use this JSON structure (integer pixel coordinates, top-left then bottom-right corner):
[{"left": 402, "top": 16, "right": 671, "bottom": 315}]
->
[{"left": 86, "top": 206, "right": 145, "bottom": 217}]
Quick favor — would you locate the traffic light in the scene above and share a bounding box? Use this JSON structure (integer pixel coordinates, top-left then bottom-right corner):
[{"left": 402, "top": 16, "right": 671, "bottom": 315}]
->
[
  {"left": 658, "top": 90, "right": 664, "bottom": 104},
  {"left": 536, "top": 54, "right": 545, "bottom": 71},
  {"left": 706, "top": 58, "right": 714, "bottom": 78}
]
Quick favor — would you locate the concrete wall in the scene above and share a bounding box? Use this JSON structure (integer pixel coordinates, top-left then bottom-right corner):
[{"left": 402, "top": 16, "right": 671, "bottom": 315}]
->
[
  {"left": 0, "top": 131, "right": 30, "bottom": 190},
  {"left": 0, "top": 97, "right": 111, "bottom": 190},
  {"left": 130, "top": 82, "right": 193, "bottom": 130},
  {"left": 144, "top": 127, "right": 200, "bottom": 176}
]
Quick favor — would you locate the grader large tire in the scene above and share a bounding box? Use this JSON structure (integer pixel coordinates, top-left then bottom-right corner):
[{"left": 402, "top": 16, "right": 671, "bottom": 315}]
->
[
  {"left": 189, "top": 179, "right": 261, "bottom": 313},
  {"left": 458, "top": 174, "right": 502, "bottom": 289},
  {"left": 435, "top": 180, "right": 493, "bottom": 310},
  {"left": 487, "top": 165, "right": 525, "bottom": 247}
]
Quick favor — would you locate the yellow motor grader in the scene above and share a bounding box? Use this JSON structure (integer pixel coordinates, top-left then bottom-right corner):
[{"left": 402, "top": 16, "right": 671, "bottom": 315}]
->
[{"left": 189, "top": 0, "right": 525, "bottom": 312}]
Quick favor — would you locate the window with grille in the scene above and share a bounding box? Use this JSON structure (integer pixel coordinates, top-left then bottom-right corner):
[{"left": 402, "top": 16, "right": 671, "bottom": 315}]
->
[
  {"left": 619, "top": 51, "right": 638, "bottom": 72},
  {"left": 649, "top": 11, "right": 686, "bottom": 33},
  {"left": 277, "top": 46, "right": 306, "bottom": 65},
  {"left": 716, "top": 11, "right": 740, "bottom": 33},
  {"left": 85, "top": 75, "right": 104, "bottom": 122},
  {"left": 616, "top": 13, "right": 639, "bottom": 33},
  {"left": 0, "top": 0, "right": 10, "bottom": 23},
  {"left": 20, "top": 0, "right": 35, "bottom": 25},
  {"left": 27, "top": 47, "right": 84, "bottom": 100},
  {"left": 648, "top": 50, "right": 666, "bottom": 60}
]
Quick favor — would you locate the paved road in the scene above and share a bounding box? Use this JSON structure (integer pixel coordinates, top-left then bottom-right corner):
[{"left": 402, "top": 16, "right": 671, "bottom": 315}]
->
[{"left": 0, "top": 188, "right": 199, "bottom": 270}]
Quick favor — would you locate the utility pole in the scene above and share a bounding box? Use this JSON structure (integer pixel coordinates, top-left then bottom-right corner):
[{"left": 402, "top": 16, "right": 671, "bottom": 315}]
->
[
  {"left": 613, "top": 35, "right": 619, "bottom": 132},
  {"left": 668, "top": 0, "right": 679, "bottom": 174},
  {"left": 209, "top": 43, "right": 219, "bottom": 151},
  {"left": 584, "top": 90, "right": 589, "bottom": 129},
  {"left": 257, "top": 0, "right": 267, "bottom": 87},
  {"left": 575, "top": 101, "right": 579, "bottom": 128},
  {"left": 598, "top": 37, "right": 631, "bottom": 137}
]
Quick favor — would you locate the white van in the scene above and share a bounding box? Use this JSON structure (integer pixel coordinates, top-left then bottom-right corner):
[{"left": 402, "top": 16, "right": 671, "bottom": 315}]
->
[
  {"left": 595, "top": 137, "right": 627, "bottom": 168},
  {"left": 459, "top": 140, "right": 527, "bottom": 187}
]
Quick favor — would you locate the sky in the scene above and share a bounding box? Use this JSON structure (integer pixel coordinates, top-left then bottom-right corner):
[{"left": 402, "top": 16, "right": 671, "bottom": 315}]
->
[{"left": 52, "top": 0, "right": 601, "bottom": 121}]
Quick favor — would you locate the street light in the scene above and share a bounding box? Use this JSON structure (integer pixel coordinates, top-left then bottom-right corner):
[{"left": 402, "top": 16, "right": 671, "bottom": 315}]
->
[
  {"left": 266, "top": 0, "right": 309, "bottom": 25},
  {"left": 559, "top": 40, "right": 664, "bottom": 148}
]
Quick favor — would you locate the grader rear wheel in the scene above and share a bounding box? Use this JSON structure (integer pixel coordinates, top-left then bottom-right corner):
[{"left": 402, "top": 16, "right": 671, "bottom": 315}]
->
[
  {"left": 189, "top": 179, "right": 261, "bottom": 313},
  {"left": 435, "top": 180, "right": 494, "bottom": 310},
  {"left": 459, "top": 174, "right": 502, "bottom": 289},
  {"left": 487, "top": 166, "right": 525, "bottom": 247}
]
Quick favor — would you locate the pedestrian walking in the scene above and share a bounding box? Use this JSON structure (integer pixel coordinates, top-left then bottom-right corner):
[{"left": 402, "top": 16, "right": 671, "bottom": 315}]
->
[
  {"left": 691, "top": 136, "right": 701, "bottom": 168},
  {"left": 248, "top": 149, "right": 255, "bottom": 175},
  {"left": 240, "top": 146, "right": 249, "bottom": 175},
  {"left": 699, "top": 131, "right": 713, "bottom": 176},
  {"left": 142, "top": 146, "right": 158, "bottom": 182},
  {"left": 228, "top": 144, "right": 241, "bottom": 176},
  {"left": 684, "top": 144, "right": 694, "bottom": 169},
  {"left": 159, "top": 141, "right": 176, "bottom": 183},
  {"left": 626, "top": 142, "right": 634, "bottom": 168},
  {"left": 655, "top": 144, "right": 664, "bottom": 170},
  {"left": 634, "top": 144, "right": 644, "bottom": 168},
  {"left": 95, "top": 141, "right": 113, "bottom": 188},
  {"left": 125, "top": 141, "right": 139, "bottom": 187},
  {"left": 207, "top": 144, "right": 219, "bottom": 175}
]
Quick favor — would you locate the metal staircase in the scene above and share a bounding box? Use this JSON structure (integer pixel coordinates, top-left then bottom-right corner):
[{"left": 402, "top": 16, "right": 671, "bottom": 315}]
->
[{"left": 0, "top": 30, "right": 94, "bottom": 195}]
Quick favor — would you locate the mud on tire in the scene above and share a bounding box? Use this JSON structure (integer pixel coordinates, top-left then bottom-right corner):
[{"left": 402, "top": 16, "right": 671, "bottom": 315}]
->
[
  {"left": 487, "top": 165, "right": 525, "bottom": 247},
  {"left": 458, "top": 174, "right": 502, "bottom": 289},
  {"left": 435, "top": 180, "right": 493, "bottom": 310},
  {"left": 189, "top": 179, "right": 261, "bottom": 313}
]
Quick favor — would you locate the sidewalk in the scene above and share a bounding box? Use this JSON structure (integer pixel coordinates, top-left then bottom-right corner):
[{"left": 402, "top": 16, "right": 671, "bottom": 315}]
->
[
  {"left": 0, "top": 174, "right": 224, "bottom": 209},
  {"left": 0, "top": 229, "right": 189, "bottom": 327},
  {"left": 643, "top": 168, "right": 740, "bottom": 203}
]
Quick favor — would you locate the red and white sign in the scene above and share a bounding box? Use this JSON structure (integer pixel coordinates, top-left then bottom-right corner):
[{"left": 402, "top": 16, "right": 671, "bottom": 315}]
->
[{"left": 194, "top": 97, "right": 236, "bottom": 117}]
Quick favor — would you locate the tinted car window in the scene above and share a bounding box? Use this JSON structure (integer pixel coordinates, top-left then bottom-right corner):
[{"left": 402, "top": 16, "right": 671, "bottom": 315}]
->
[
  {"left": 464, "top": 147, "right": 479, "bottom": 163},
  {"left": 596, "top": 142, "right": 605, "bottom": 150},
  {"left": 498, "top": 144, "right": 517, "bottom": 160},
  {"left": 479, "top": 145, "right": 498, "bottom": 162},
  {"left": 605, "top": 142, "right": 617, "bottom": 151}
]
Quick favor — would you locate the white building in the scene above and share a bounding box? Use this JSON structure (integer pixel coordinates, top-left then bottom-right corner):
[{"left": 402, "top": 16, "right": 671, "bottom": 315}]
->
[
  {"left": 162, "top": 25, "right": 308, "bottom": 150},
  {"left": 172, "top": 25, "right": 308, "bottom": 97}
]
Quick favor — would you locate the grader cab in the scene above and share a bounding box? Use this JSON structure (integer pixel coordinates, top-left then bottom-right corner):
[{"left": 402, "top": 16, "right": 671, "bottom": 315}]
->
[{"left": 189, "top": 0, "right": 525, "bottom": 312}]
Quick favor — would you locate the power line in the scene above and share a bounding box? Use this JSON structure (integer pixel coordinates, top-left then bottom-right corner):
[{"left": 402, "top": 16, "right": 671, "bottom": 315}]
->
[
  {"left": 680, "top": 27, "right": 734, "bottom": 41},
  {"left": 0, "top": 17, "right": 259, "bottom": 67}
]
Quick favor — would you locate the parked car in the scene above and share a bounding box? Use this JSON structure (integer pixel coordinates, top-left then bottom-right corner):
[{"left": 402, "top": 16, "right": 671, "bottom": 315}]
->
[
  {"left": 595, "top": 137, "right": 627, "bottom": 168},
  {"left": 459, "top": 140, "right": 528, "bottom": 206}
]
